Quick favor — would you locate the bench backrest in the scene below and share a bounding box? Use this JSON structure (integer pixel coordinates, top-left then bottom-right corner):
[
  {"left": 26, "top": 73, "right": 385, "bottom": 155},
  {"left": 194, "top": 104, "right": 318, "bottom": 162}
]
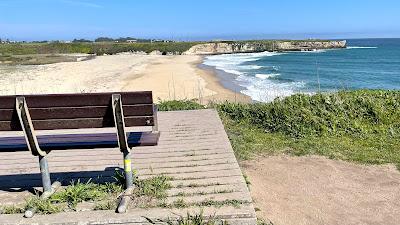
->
[{"left": 0, "top": 92, "right": 155, "bottom": 131}]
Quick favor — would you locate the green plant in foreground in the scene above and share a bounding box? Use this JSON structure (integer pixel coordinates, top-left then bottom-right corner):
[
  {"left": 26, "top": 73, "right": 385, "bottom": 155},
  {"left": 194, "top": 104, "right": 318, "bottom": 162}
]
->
[
  {"left": 2, "top": 175, "right": 173, "bottom": 214},
  {"left": 0, "top": 205, "right": 25, "bottom": 214},
  {"left": 25, "top": 197, "right": 64, "bottom": 214},
  {"left": 172, "top": 198, "right": 188, "bottom": 208},
  {"left": 218, "top": 90, "right": 400, "bottom": 138},
  {"left": 134, "top": 175, "right": 173, "bottom": 199},
  {"left": 161, "top": 199, "right": 249, "bottom": 209},
  {"left": 146, "top": 210, "right": 227, "bottom": 225},
  {"left": 257, "top": 218, "right": 274, "bottom": 225},
  {"left": 93, "top": 200, "right": 117, "bottom": 211},
  {"left": 50, "top": 180, "right": 109, "bottom": 209},
  {"left": 158, "top": 99, "right": 205, "bottom": 111}
]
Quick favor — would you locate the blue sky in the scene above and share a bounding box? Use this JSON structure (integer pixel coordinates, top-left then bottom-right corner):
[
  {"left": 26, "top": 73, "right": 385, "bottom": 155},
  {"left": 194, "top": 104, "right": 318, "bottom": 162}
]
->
[{"left": 1, "top": 0, "right": 400, "bottom": 41}]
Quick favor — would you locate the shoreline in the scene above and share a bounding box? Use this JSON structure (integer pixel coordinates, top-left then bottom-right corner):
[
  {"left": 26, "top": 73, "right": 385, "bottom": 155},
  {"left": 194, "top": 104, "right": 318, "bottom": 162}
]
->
[
  {"left": 122, "top": 55, "right": 251, "bottom": 103},
  {"left": 191, "top": 57, "right": 251, "bottom": 103}
]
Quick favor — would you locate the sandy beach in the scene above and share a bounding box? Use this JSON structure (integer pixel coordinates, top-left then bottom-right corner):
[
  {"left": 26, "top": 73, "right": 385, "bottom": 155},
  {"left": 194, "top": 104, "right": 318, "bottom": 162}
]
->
[{"left": 0, "top": 54, "right": 250, "bottom": 103}]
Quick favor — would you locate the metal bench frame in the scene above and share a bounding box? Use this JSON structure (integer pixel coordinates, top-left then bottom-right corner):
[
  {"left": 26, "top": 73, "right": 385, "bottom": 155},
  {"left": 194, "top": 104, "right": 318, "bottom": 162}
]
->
[{"left": 9, "top": 93, "right": 159, "bottom": 215}]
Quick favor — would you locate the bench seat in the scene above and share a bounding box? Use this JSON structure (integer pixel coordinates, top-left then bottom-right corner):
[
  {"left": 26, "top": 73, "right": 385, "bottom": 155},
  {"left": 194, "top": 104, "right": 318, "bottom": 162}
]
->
[{"left": 0, "top": 131, "right": 160, "bottom": 152}]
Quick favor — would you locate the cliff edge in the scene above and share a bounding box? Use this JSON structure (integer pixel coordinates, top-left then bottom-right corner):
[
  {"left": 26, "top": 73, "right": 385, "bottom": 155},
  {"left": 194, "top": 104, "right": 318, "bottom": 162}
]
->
[{"left": 183, "top": 40, "right": 346, "bottom": 55}]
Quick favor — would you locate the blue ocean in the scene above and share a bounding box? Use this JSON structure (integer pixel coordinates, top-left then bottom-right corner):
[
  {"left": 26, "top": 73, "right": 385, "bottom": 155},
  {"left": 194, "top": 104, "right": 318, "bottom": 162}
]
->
[{"left": 203, "top": 38, "right": 400, "bottom": 102}]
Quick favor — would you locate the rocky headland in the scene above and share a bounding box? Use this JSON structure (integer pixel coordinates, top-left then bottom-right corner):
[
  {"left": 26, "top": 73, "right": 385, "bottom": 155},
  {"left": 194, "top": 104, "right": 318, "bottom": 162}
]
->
[{"left": 183, "top": 40, "right": 346, "bottom": 55}]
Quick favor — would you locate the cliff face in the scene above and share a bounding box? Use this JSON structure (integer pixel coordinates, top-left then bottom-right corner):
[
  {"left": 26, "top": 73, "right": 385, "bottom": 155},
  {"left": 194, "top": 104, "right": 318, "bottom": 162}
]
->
[
  {"left": 183, "top": 40, "right": 346, "bottom": 55},
  {"left": 274, "top": 40, "right": 347, "bottom": 51}
]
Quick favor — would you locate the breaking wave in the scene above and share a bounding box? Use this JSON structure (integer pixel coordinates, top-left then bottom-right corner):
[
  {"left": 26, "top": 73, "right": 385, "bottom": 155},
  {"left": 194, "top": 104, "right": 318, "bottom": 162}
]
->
[
  {"left": 203, "top": 51, "right": 309, "bottom": 102},
  {"left": 347, "top": 46, "right": 378, "bottom": 49}
]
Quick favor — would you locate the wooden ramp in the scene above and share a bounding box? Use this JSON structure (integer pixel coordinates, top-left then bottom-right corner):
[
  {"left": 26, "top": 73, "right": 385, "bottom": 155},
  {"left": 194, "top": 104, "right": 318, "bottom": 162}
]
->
[{"left": 0, "top": 109, "right": 256, "bottom": 225}]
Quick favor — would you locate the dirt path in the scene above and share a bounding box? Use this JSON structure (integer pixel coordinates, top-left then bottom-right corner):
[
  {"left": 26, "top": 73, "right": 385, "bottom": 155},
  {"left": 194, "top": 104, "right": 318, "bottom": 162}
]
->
[{"left": 241, "top": 155, "right": 400, "bottom": 225}]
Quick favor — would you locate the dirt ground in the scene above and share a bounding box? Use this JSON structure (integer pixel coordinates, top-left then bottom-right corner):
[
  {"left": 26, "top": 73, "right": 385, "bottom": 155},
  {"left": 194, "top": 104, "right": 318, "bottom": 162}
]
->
[{"left": 241, "top": 155, "right": 400, "bottom": 225}]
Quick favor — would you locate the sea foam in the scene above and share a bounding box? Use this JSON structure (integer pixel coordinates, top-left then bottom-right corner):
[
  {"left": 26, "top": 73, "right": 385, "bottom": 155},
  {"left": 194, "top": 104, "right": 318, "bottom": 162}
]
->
[
  {"left": 347, "top": 46, "right": 378, "bottom": 49},
  {"left": 239, "top": 75, "right": 306, "bottom": 102},
  {"left": 255, "top": 73, "right": 280, "bottom": 79},
  {"left": 203, "top": 51, "right": 282, "bottom": 76},
  {"left": 203, "top": 51, "right": 309, "bottom": 102}
]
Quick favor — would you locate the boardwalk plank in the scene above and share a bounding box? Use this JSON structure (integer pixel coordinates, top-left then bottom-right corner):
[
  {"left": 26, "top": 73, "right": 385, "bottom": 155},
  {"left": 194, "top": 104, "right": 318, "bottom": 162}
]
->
[{"left": 0, "top": 109, "right": 256, "bottom": 225}]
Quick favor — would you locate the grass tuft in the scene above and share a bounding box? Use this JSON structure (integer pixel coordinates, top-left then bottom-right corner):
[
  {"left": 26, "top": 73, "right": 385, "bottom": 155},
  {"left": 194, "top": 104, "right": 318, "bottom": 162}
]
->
[
  {"left": 195, "top": 199, "right": 248, "bottom": 208},
  {"left": 158, "top": 99, "right": 205, "bottom": 111},
  {"left": 25, "top": 197, "right": 64, "bottom": 214},
  {"left": 172, "top": 198, "right": 188, "bottom": 208},
  {"left": 134, "top": 175, "right": 172, "bottom": 199},
  {"left": 50, "top": 179, "right": 120, "bottom": 209},
  {"left": 257, "top": 218, "right": 274, "bottom": 225},
  {"left": 146, "top": 210, "right": 227, "bottom": 225},
  {"left": 160, "top": 199, "right": 249, "bottom": 209},
  {"left": 93, "top": 200, "right": 117, "bottom": 211},
  {"left": 0, "top": 205, "right": 25, "bottom": 214}
]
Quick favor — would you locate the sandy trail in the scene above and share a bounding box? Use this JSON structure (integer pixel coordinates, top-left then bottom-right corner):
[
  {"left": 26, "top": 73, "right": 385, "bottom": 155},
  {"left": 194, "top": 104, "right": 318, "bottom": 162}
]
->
[{"left": 241, "top": 155, "right": 400, "bottom": 225}]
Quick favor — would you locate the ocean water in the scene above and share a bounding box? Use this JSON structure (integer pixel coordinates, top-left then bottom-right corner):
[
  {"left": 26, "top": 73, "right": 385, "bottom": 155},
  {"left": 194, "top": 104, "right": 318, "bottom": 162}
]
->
[{"left": 203, "top": 38, "right": 400, "bottom": 102}]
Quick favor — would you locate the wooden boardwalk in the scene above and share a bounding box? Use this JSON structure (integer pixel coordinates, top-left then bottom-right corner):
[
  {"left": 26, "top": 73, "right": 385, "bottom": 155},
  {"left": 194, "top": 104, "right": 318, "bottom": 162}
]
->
[{"left": 0, "top": 109, "right": 256, "bottom": 225}]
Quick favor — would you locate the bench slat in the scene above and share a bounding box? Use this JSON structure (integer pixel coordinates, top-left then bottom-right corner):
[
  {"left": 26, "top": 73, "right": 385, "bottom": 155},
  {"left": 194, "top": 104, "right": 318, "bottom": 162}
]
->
[
  {"left": 0, "top": 92, "right": 153, "bottom": 109},
  {"left": 0, "top": 116, "right": 154, "bottom": 131},
  {"left": 0, "top": 104, "right": 153, "bottom": 121},
  {"left": 0, "top": 132, "right": 160, "bottom": 151}
]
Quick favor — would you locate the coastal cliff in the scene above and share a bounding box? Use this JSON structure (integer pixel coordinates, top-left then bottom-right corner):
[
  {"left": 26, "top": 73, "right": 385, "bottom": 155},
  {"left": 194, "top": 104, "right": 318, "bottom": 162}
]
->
[{"left": 183, "top": 40, "right": 346, "bottom": 55}]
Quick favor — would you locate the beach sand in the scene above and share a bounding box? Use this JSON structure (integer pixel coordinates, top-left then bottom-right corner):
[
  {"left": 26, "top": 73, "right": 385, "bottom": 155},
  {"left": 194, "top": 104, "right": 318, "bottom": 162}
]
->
[{"left": 0, "top": 54, "right": 250, "bottom": 103}]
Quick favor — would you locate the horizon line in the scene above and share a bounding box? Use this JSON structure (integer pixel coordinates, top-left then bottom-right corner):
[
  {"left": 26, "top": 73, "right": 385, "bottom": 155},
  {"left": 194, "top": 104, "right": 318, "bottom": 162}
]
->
[{"left": 1, "top": 36, "right": 400, "bottom": 43}]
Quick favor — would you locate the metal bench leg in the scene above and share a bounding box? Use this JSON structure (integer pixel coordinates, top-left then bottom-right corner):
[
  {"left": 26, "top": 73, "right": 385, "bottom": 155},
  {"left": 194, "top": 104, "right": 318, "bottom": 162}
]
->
[
  {"left": 123, "top": 150, "right": 133, "bottom": 189},
  {"left": 39, "top": 155, "right": 52, "bottom": 193},
  {"left": 152, "top": 104, "right": 159, "bottom": 132},
  {"left": 15, "top": 97, "right": 61, "bottom": 218},
  {"left": 116, "top": 150, "right": 134, "bottom": 213},
  {"left": 112, "top": 94, "right": 134, "bottom": 213}
]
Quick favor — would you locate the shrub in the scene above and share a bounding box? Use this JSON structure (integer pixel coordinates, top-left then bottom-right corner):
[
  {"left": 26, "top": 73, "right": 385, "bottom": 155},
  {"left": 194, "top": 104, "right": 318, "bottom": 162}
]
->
[
  {"left": 218, "top": 90, "right": 400, "bottom": 138},
  {"left": 0, "top": 42, "right": 200, "bottom": 55}
]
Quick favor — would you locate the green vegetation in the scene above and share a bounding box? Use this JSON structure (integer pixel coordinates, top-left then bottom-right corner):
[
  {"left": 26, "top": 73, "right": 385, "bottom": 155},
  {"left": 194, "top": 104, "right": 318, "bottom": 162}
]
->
[
  {"left": 25, "top": 197, "right": 65, "bottom": 214},
  {"left": 218, "top": 90, "right": 399, "bottom": 138},
  {"left": 93, "top": 200, "right": 117, "bottom": 211},
  {"left": 0, "top": 42, "right": 200, "bottom": 56},
  {"left": 158, "top": 90, "right": 400, "bottom": 168},
  {"left": 133, "top": 175, "right": 172, "bottom": 199},
  {"left": 50, "top": 180, "right": 122, "bottom": 209},
  {"left": 162, "top": 199, "right": 250, "bottom": 209},
  {"left": 0, "top": 53, "right": 92, "bottom": 65},
  {"left": 1, "top": 197, "right": 64, "bottom": 215},
  {"left": 0, "top": 174, "right": 172, "bottom": 214},
  {"left": 146, "top": 210, "right": 228, "bottom": 225},
  {"left": 158, "top": 99, "right": 205, "bottom": 111},
  {"left": 172, "top": 189, "right": 234, "bottom": 197},
  {"left": 257, "top": 218, "right": 274, "bottom": 225},
  {"left": 0, "top": 205, "right": 25, "bottom": 214}
]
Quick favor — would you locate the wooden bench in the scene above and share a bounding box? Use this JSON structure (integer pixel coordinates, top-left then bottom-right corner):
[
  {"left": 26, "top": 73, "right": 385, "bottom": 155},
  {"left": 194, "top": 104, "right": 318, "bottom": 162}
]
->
[{"left": 0, "top": 91, "right": 160, "bottom": 215}]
